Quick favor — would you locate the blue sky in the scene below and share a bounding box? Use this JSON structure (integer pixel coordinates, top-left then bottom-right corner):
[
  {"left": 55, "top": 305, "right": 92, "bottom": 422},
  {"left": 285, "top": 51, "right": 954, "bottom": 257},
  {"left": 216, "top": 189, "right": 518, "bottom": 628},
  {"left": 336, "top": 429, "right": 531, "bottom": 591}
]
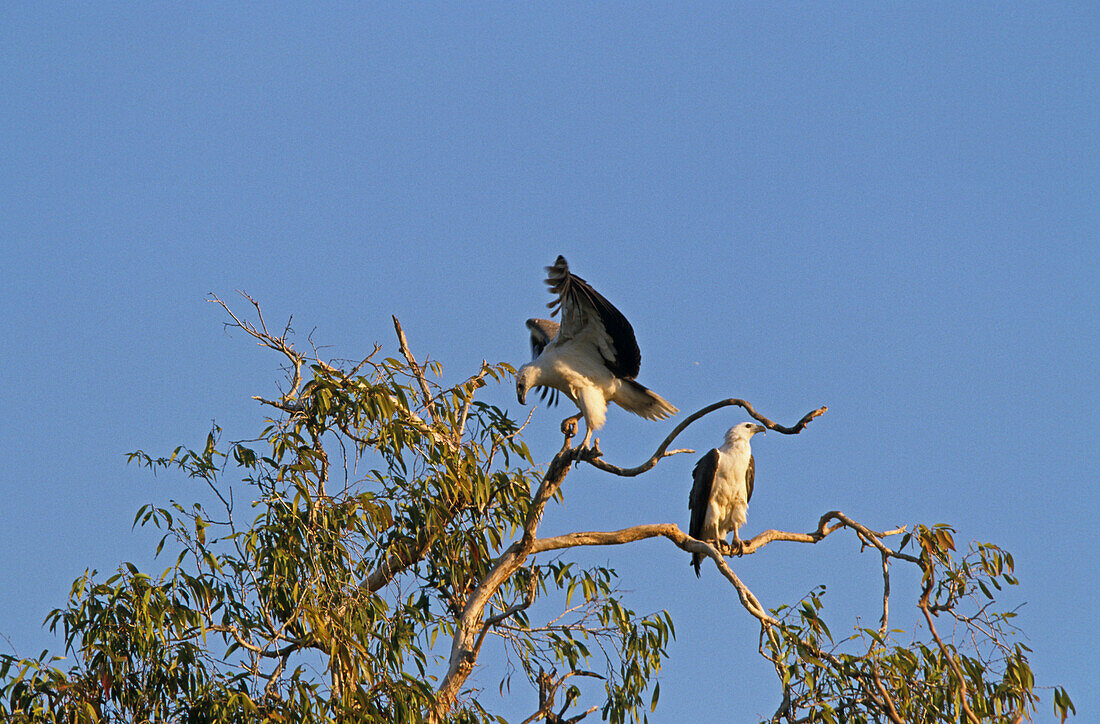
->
[{"left": 1, "top": 4, "right": 1096, "bottom": 721}]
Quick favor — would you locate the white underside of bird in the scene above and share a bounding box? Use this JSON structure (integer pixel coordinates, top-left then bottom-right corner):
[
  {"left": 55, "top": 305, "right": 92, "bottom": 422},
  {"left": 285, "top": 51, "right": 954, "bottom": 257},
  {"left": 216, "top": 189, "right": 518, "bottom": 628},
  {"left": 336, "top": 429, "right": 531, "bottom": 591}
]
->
[
  {"left": 519, "top": 342, "right": 670, "bottom": 447},
  {"left": 689, "top": 422, "right": 764, "bottom": 575},
  {"left": 699, "top": 440, "right": 752, "bottom": 543}
]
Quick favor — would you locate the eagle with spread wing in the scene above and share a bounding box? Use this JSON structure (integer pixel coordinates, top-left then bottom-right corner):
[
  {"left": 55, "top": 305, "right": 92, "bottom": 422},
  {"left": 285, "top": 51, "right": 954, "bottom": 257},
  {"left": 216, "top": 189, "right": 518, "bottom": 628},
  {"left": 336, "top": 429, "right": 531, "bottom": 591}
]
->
[{"left": 516, "top": 256, "right": 677, "bottom": 449}]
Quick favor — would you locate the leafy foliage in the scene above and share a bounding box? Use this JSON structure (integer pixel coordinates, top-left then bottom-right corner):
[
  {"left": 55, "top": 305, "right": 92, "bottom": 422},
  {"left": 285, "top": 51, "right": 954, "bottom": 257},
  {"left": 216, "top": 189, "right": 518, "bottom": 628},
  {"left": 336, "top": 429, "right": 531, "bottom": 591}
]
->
[
  {"left": 0, "top": 306, "right": 672, "bottom": 723},
  {"left": 764, "top": 527, "right": 1074, "bottom": 722}
]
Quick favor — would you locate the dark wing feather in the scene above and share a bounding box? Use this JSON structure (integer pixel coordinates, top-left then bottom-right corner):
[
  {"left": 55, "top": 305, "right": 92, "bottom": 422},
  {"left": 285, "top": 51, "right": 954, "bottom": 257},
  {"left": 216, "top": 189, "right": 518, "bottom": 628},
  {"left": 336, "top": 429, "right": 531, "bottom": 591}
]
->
[
  {"left": 544, "top": 255, "right": 642, "bottom": 379},
  {"left": 688, "top": 449, "right": 720, "bottom": 577},
  {"left": 526, "top": 318, "right": 559, "bottom": 359},
  {"left": 746, "top": 454, "right": 755, "bottom": 502},
  {"left": 523, "top": 318, "right": 560, "bottom": 406}
]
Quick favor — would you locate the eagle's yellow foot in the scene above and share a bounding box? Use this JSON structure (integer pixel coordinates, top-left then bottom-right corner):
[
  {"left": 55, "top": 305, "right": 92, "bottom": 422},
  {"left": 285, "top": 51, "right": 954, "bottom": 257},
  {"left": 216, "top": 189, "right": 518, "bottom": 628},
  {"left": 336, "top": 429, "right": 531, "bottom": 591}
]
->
[{"left": 560, "top": 414, "right": 582, "bottom": 437}]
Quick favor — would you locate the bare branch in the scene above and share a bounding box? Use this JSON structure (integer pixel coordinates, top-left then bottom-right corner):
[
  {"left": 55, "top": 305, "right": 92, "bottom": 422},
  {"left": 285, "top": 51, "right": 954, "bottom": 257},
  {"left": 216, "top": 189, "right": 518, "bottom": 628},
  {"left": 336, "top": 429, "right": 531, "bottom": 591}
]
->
[
  {"left": 529, "top": 523, "right": 782, "bottom": 625},
  {"left": 878, "top": 550, "right": 891, "bottom": 637},
  {"left": 528, "top": 513, "right": 912, "bottom": 632},
  {"left": 519, "top": 669, "right": 603, "bottom": 724},
  {"left": 392, "top": 316, "right": 437, "bottom": 416},
  {"left": 585, "top": 399, "right": 827, "bottom": 476},
  {"left": 209, "top": 293, "right": 305, "bottom": 400},
  {"left": 455, "top": 361, "right": 490, "bottom": 445}
]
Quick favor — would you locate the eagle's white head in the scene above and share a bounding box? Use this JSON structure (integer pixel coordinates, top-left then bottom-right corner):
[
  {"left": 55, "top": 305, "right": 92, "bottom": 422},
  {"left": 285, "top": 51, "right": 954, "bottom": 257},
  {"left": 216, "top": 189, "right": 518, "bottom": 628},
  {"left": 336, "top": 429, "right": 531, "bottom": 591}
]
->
[
  {"left": 724, "top": 422, "right": 767, "bottom": 445},
  {"left": 515, "top": 364, "right": 539, "bottom": 405}
]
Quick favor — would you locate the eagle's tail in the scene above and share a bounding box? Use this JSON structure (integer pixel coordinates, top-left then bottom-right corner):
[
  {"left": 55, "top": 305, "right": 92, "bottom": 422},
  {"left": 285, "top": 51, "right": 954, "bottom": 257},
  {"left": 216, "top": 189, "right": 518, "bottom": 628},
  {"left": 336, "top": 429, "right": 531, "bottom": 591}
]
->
[
  {"left": 691, "top": 553, "right": 703, "bottom": 578},
  {"left": 613, "top": 379, "right": 677, "bottom": 420}
]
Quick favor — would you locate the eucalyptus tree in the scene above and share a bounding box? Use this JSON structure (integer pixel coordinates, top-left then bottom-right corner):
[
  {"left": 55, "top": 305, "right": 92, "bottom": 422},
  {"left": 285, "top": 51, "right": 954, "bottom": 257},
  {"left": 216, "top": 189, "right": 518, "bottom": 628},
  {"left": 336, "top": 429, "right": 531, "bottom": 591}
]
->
[{"left": 1, "top": 296, "right": 1073, "bottom": 723}]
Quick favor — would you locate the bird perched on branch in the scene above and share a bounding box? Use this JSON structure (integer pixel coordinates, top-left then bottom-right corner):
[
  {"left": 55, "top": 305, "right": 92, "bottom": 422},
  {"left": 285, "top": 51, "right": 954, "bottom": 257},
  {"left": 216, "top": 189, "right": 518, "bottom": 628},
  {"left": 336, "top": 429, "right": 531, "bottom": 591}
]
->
[
  {"left": 688, "top": 422, "right": 766, "bottom": 576},
  {"left": 516, "top": 256, "right": 677, "bottom": 450}
]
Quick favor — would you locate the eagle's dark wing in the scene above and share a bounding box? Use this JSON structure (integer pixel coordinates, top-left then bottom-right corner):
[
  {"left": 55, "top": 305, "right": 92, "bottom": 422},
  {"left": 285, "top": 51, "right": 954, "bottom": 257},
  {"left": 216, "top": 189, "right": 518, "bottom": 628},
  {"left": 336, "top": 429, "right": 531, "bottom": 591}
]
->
[
  {"left": 688, "top": 448, "right": 720, "bottom": 577},
  {"left": 544, "top": 255, "right": 642, "bottom": 379},
  {"left": 526, "top": 318, "right": 559, "bottom": 359},
  {"left": 746, "top": 454, "right": 755, "bottom": 503},
  {"left": 524, "top": 318, "right": 560, "bottom": 406}
]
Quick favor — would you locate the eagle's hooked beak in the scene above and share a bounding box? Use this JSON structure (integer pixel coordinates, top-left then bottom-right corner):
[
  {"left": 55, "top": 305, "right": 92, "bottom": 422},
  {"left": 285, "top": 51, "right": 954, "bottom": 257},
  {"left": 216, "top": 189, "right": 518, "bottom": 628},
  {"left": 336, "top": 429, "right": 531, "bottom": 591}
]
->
[
  {"left": 516, "top": 382, "right": 527, "bottom": 405},
  {"left": 754, "top": 424, "right": 767, "bottom": 435}
]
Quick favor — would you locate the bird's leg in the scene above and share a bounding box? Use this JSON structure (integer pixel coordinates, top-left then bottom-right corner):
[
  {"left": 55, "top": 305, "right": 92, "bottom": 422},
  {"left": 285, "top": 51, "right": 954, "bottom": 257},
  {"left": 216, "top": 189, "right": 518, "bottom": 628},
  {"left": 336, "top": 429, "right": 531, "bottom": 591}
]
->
[
  {"left": 730, "top": 530, "right": 745, "bottom": 557},
  {"left": 570, "top": 415, "right": 594, "bottom": 450}
]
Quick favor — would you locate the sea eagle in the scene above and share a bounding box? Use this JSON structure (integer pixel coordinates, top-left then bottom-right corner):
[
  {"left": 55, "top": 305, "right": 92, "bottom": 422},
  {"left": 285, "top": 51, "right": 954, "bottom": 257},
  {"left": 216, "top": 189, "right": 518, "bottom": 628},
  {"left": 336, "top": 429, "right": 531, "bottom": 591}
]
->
[
  {"left": 688, "top": 422, "right": 766, "bottom": 576},
  {"left": 516, "top": 256, "right": 677, "bottom": 449}
]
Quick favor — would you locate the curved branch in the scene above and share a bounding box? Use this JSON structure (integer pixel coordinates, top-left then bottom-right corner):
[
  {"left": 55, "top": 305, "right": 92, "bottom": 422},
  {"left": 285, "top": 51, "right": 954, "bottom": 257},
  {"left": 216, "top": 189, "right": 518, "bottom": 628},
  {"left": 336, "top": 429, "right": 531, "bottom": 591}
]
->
[
  {"left": 920, "top": 597, "right": 981, "bottom": 724},
  {"left": 735, "top": 512, "right": 912, "bottom": 561},
  {"left": 530, "top": 513, "right": 909, "bottom": 629},
  {"left": 210, "top": 292, "right": 305, "bottom": 400},
  {"left": 584, "top": 399, "right": 828, "bottom": 477},
  {"left": 434, "top": 445, "right": 578, "bottom": 719}
]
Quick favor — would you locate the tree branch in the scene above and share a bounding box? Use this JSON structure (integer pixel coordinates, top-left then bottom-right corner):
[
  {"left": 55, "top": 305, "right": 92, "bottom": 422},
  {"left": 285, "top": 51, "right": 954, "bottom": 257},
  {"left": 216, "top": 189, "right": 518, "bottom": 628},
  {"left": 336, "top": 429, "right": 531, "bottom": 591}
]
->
[
  {"left": 519, "top": 669, "right": 603, "bottom": 724},
  {"left": 920, "top": 587, "right": 981, "bottom": 724},
  {"left": 869, "top": 664, "right": 905, "bottom": 724},
  {"left": 434, "top": 400, "right": 836, "bottom": 720},
  {"left": 455, "top": 361, "right": 489, "bottom": 446},
  {"left": 434, "top": 442, "right": 579, "bottom": 720},
  {"left": 584, "top": 399, "right": 827, "bottom": 476},
  {"left": 209, "top": 292, "right": 305, "bottom": 401},
  {"left": 392, "top": 316, "right": 437, "bottom": 417}
]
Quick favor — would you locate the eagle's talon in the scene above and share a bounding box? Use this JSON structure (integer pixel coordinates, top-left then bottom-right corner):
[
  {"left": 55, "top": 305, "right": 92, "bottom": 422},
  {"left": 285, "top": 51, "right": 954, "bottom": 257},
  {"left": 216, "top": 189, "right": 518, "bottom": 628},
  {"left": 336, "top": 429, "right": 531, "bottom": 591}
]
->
[{"left": 560, "top": 413, "right": 582, "bottom": 438}]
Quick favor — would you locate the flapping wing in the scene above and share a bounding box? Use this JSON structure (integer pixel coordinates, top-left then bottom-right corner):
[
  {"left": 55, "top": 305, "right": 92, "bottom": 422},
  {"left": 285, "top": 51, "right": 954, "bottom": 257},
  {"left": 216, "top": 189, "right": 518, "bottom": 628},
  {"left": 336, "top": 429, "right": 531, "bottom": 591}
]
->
[
  {"left": 526, "top": 318, "right": 559, "bottom": 359},
  {"left": 544, "top": 255, "right": 642, "bottom": 379}
]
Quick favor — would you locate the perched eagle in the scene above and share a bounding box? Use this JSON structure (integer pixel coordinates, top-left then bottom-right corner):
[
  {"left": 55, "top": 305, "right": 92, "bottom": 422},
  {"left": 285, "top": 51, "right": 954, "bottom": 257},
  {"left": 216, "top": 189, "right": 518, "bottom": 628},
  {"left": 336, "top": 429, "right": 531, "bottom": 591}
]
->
[
  {"left": 688, "top": 422, "right": 766, "bottom": 576},
  {"left": 516, "top": 256, "right": 677, "bottom": 449}
]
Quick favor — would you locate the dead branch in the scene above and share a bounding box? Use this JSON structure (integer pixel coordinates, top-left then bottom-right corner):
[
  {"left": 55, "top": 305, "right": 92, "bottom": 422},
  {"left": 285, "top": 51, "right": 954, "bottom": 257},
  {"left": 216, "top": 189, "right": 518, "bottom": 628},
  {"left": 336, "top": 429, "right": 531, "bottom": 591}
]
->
[
  {"left": 392, "top": 316, "right": 437, "bottom": 416},
  {"left": 878, "top": 550, "right": 891, "bottom": 636},
  {"left": 209, "top": 292, "right": 305, "bottom": 400},
  {"left": 584, "top": 399, "right": 828, "bottom": 476},
  {"left": 455, "top": 361, "right": 490, "bottom": 445},
  {"left": 519, "top": 669, "right": 603, "bottom": 724}
]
